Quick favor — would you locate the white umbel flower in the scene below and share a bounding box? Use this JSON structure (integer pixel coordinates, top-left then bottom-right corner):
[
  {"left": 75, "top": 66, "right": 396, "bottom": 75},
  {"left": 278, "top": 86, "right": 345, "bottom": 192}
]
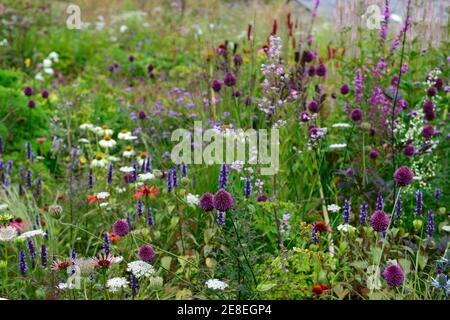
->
[
  {"left": 96, "top": 192, "right": 110, "bottom": 200},
  {"left": 206, "top": 279, "right": 228, "bottom": 290},
  {"left": 137, "top": 172, "right": 155, "bottom": 181},
  {"left": 332, "top": 123, "right": 351, "bottom": 128},
  {"left": 0, "top": 203, "right": 8, "bottom": 211},
  {"left": 337, "top": 224, "right": 356, "bottom": 233},
  {"left": 329, "top": 143, "right": 347, "bottom": 149},
  {"left": 120, "top": 166, "right": 135, "bottom": 173},
  {"left": 0, "top": 226, "right": 18, "bottom": 241},
  {"left": 18, "top": 229, "right": 46, "bottom": 239},
  {"left": 327, "top": 204, "right": 341, "bottom": 213},
  {"left": 127, "top": 261, "right": 155, "bottom": 279},
  {"left": 186, "top": 193, "right": 199, "bottom": 206},
  {"left": 107, "top": 277, "right": 129, "bottom": 292}
]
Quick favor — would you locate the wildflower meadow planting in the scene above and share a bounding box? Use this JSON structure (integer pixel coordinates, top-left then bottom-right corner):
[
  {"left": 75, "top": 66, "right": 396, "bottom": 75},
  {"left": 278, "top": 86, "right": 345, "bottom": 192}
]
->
[{"left": 0, "top": 0, "right": 448, "bottom": 302}]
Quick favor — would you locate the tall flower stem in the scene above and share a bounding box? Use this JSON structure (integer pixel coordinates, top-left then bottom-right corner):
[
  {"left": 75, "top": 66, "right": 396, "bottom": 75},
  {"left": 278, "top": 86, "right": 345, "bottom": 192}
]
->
[
  {"left": 272, "top": 174, "right": 283, "bottom": 249},
  {"left": 229, "top": 214, "right": 258, "bottom": 288},
  {"left": 390, "top": 0, "right": 411, "bottom": 201}
]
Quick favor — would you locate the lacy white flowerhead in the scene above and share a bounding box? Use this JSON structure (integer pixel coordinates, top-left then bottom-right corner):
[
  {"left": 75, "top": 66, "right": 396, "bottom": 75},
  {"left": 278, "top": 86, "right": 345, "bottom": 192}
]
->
[
  {"left": 205, "top": 279, "right": 228, "bottom": 290},
  {"left": 107, "top": 277, "right": 129, "bottom": 292}
]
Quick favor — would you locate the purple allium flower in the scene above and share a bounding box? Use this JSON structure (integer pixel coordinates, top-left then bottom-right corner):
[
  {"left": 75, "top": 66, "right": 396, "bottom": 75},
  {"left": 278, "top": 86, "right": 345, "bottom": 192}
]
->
[
  {"left": 304, "top": 50, "right": 314, "bottom": 63},
  {"left": 245, "top": 177, "right": 252, "bottom": 199},
  {"left": 307, "top": 65, "right": 316, "bottom": 77},
  {"left": 103, "top": 232, "right": 110, "bottom": 255},
  {"left": 350, "top": 108, "right": 362, "bottom": 122},
  {"left": 414, "top": 190, "right": 423, "bottom": 216},
  {"left": 403, "top": 144, "right": 415, "bottom": 157},
  {"left": 218, "top": 163, "right": 229, "bottom": 190},
  {"left": 233, "top": 54, "right": 243, "bottom": 67},
  {"left": 147, "top": 208, "right": 154, "bottom": 226},
  {"left": 223, "top": 72, "right": 236, "bottom": 87},
  {"left": 396, "top": 197, "right": 402, "bottom": 220},
  {"left": 19, "top": 249, "right": 28, "bottom": 275},
  {"left": 211, "top": 79, "right": 222, "bottom": 92},
  {"left": 23, "top": 87, "right": 33, "bottom": 97},
  {"left": 427, "top": 210, "right": 434, "bottom": 238},
  {"left": 244, "top": 96, "right": 252, "bottom": 106},
  {"left": 136, "top": 199, "right": 143, "bottom": 217},
  {"left": 434, "top": 188, "right": 441, "bottom": 201},
  {"left": 360, "top": 202, "right": 368, "bottom": 225},
  {"left": 383, "top": 264, "right": 404, "bottom": 287},
  {"left": 376, "top": 192, "right": 384, "bottom": 211},
  {"left": 434, "top": 78, "right": 443, "bottom": 90},
  {"left": 40, "top": 244, "right": 48, "bottom": 267},
  {"left": 423, "top": 100, "right": 434, "bottom": 114},
  {"left": 425, "top": 111, "right": 436, "bottom": 121},
  {"left": 41, "top": 90, "right": 49, "bottom": 99},
  {"left": 340, "top": 84, "right": 350, "bottom": 95},
  {"left": 308, "top": 100, "right": 319, "bottom": 113},
  {"left": 257, "top": 194, "right": 268, "bottom": 202},
  {"left": 427, "top": 87, "right": 437, "bottom": 97},
  {"left": 370, "top": 210, "right": 390, "bottom": 232},
  {"left": 422, "top": 125, "right": 435, "bottom": 140},
  {"left": 343, "top": 199, "right": 351, "bottom": 223},
  {"left": 138, "top": 111, "right": 147, "bottom": 120},
  {"left": 128, "top": 55, "right": 135, "bottom": 62},
  {"left": 217, "top": 211, "right": 225, "bottom": 226},
  {"left": 316, "top": 63, "right": 327, "bottom": 77},
  {"left": 393, "top": 166, "right": 414, "bottom": 186},
  {"left": 138, "top": 244, "right": 156, "bottom": 262},
  {"left": 113, "top": 219, "right": 129, "bottom": 237},
  {"left": 199, "top": 193, "right": 215, "bottom": 212},
  {"left": 369, "top": 150, "right": 379, "bottom": 160},
  {"left": 28, "top": 100, "right": 36, "bottom": 108},
  {"left": 213, "top": 189, "right": 234, "bottom": 212},
  {"left": 300, "top": 111, "right": 311, "bottom": 122},
  {"left": 233, "top": 90, "right": 241, "bottom": 98},
  {"left": 147, "top": 64, "right": 154, "bottom": 72}
]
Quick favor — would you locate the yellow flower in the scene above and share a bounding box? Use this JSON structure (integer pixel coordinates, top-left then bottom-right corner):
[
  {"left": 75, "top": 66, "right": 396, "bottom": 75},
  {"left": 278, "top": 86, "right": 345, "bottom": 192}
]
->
[
  {"left": 24, "top": 58, "right": 31, "bottom": 67},
  {"left": 79, "top": 156, "right": 86, "bottom": 165}
]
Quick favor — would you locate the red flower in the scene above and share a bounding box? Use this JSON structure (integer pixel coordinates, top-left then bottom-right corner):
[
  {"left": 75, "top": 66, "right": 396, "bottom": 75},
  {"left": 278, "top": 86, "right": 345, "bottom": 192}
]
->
[
  {"left": 133, "top": 185, "right": 160, "bottom": 199},
  {"left": 312, "top": 285, "right": 323, "bottom": 295},
  {"left": 108, "top": 232, "right": 121, "bottom": 243},
  {"left": 87, "top": 195, "right": 102, "bottom": 205},
  {"left": 315, "top": 221, "right": 333, "bottom": 233}
]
